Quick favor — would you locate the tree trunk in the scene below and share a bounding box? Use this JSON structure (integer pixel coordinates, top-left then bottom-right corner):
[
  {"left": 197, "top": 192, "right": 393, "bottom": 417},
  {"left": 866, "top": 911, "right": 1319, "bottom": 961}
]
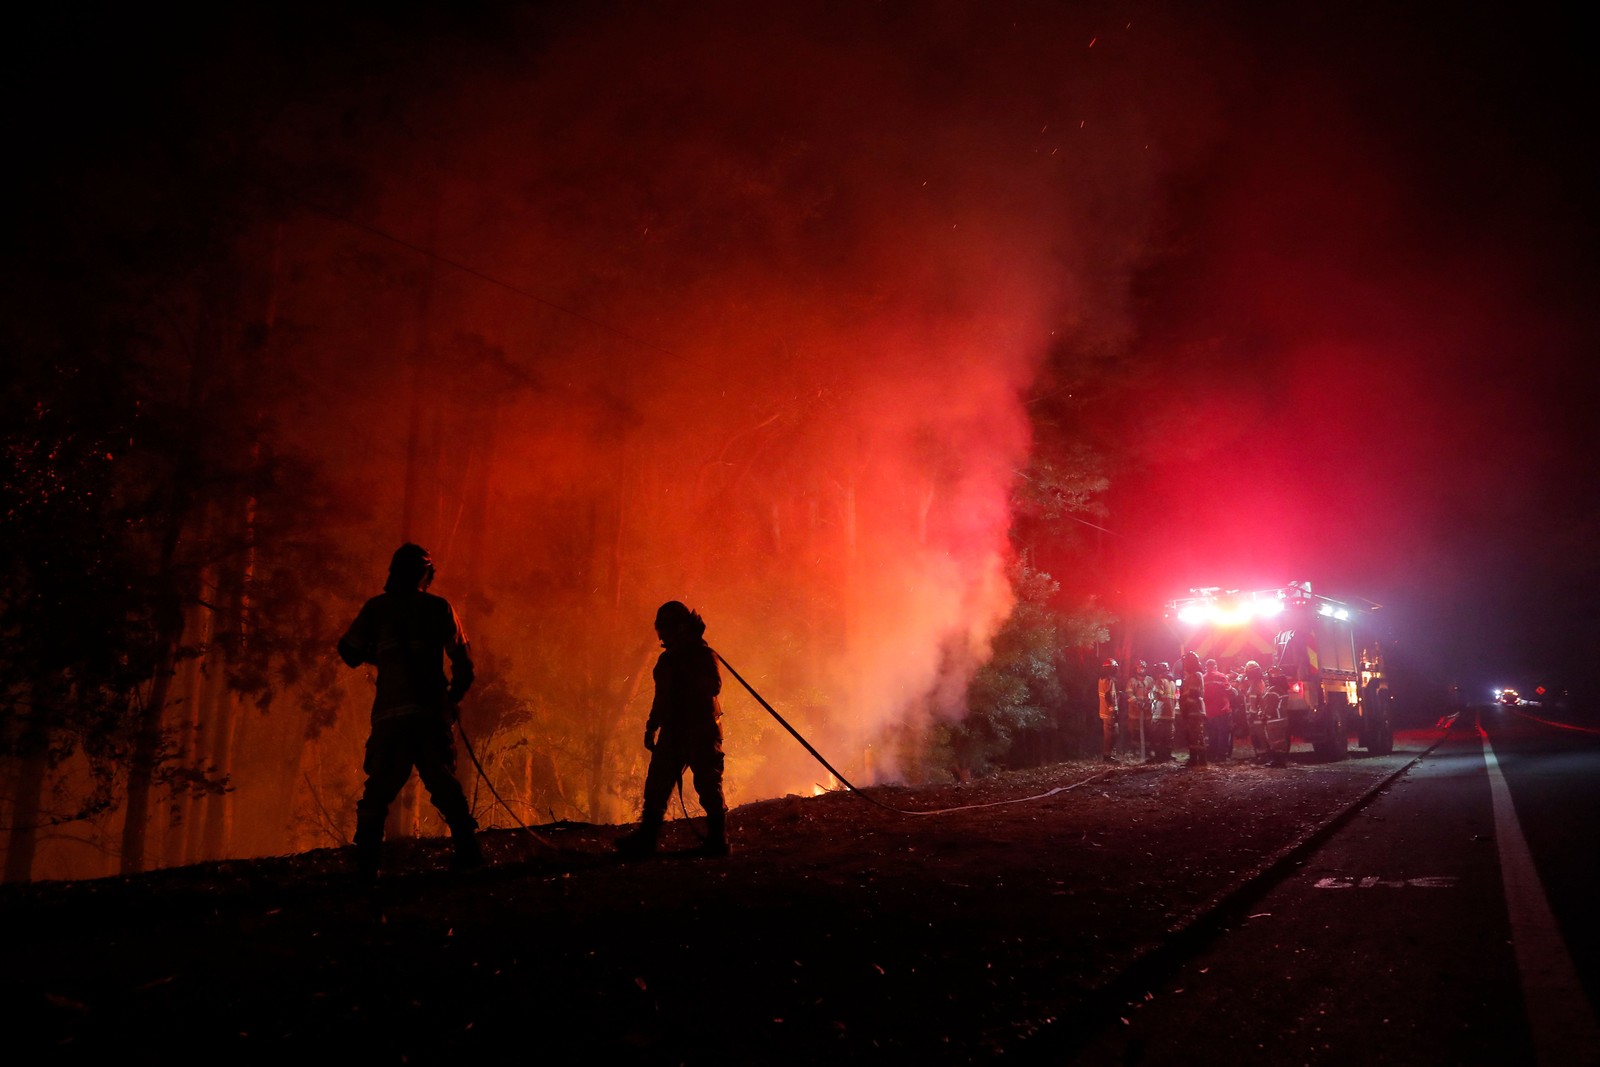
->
[
  {"left": 163, "top": 554, "right": 216, "bottom": 868},
  {"left": 200, "top": 484, "right": 256, "bottom": 861},
  {"left": 2, "top": 752, "right": 48, "bottom": 884},
  {"left": 200, "top": 688, "right": 241, "bottom": 859},
  {"left": 119, "top": 645, "right": 180, "bottom": 875},
  {"left": 2, "top": 683, "right": 55, "bottom": 883},
  {"left": 185, "top": 654, "right": 230, "bottom": 861},
  {"left": 118, "top": 250, "right": 238, "bottom": 873}
]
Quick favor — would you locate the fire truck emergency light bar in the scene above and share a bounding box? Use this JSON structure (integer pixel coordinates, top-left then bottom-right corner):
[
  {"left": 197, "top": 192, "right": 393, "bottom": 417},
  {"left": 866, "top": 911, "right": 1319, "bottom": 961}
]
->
[{"left": 1166, "top": 582, "right": 1357, "bottom": 628}]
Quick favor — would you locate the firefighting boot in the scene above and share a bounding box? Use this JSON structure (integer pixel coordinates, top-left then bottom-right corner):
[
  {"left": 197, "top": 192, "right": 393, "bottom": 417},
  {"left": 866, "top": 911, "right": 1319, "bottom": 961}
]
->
[
  {"left": 353, "top": 821, "right": 384, "bottom": 884},
  {"left": 615, "top": 806, "right": 664, "bottom": 857},
  {"left": 698, "top": 808, "right": 731, "bottom": 857},
  {"left": 450, "top": 829, "right": 486, "bottom": 871},
  {"left": 1156, "top": 721, "right": 1173, "bottom": 762}
]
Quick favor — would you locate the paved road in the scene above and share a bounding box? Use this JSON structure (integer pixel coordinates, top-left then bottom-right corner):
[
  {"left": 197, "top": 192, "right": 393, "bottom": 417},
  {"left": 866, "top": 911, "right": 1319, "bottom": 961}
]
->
[{"left": 1076, "top": 706, "right": 1600, "bottom": 1065}]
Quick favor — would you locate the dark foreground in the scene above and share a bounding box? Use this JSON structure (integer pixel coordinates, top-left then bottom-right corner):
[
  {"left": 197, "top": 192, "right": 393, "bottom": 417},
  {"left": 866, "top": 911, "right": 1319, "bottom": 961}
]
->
[{"left": 0, "top": 740, "right": 1423, "bottom": 1064}]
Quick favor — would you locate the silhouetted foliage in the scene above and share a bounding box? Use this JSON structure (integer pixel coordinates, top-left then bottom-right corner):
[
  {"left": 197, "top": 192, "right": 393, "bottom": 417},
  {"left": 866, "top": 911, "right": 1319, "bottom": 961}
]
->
[{"left": 950, "top": 560, "right": 1062, "bottom": 776}]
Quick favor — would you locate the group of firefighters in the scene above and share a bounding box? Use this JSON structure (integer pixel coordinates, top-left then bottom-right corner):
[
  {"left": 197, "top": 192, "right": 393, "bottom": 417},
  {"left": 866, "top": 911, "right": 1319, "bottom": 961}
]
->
[
  {"left": 1097, "top": 652, "right": 1292, "bottom": 769},
  {"left": 338, "top": 544, "right": 731, "bottom": 881}
]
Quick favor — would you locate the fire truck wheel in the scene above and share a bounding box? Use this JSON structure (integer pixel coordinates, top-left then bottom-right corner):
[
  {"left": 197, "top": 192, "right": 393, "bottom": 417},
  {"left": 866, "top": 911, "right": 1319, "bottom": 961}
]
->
[{"left": 1314, "top": 698, "right": 1351, "bottom": 761}]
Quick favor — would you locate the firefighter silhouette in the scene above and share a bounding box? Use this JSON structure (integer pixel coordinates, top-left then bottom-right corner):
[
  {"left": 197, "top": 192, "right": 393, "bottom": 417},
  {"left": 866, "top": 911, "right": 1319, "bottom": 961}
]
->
[
  {"left": 616, "top": 601, "right": 730, "bottom": 857},
  {"left": 337, "top": 543, "right": 482, "bottom": 880}
]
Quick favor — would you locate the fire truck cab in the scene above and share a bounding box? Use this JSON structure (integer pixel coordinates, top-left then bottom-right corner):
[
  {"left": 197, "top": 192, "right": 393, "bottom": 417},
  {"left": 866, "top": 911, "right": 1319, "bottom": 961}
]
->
[{"left": 1165, "top": 581, "right": 1394, "bottom": 759}]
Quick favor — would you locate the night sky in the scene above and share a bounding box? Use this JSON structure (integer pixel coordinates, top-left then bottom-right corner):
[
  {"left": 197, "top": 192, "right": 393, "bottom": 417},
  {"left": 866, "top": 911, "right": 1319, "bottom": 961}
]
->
[
  {"left": 9, "top": 0, "right": 1597, "bottom": 709},
  {"left": 1089, "top": 3, "right": 1599, "bottom": 696}
]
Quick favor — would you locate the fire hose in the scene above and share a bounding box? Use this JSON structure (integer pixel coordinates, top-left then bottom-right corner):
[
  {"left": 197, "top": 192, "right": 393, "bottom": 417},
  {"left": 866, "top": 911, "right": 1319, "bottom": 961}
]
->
[
  {"left": 454, "top": 651, "right": 1118, "bottom": 846},
  {"left": 455, "top": 710, "right": 555, "bottom": 850},
  {"left": 712, "top": 649, "right": 1113, "bottom": 817}
]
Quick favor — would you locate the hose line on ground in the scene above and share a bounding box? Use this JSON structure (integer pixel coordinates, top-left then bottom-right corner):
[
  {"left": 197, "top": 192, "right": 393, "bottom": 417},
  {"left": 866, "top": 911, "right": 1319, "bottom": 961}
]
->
[
  {"left": 712, "top": 648, "right": 1111, "bottom": 817},
  {"left": 456, "top": 714, "right": 555, "bottom": 849}
]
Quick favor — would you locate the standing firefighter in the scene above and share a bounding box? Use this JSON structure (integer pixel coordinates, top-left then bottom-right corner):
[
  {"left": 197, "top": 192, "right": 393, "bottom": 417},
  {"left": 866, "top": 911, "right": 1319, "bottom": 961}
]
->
[
  {"left": 1098, "top": 659, "right": 1121, "bottom": 763},
  {"left": 337, "top": 543, "right": 482, "bottom": 881},
  {"left": 1242, "top": 659, "right": 1269, "bottom": 756},
  {"left": 1258, "top": 665, "right": 1292, "bottom": 767},
  {"left": 616, "top": 601, "right": 730, "bottom": 857},
  {"left": 1203, "top": 658, "right": 1234, "bottom": 761},
  {"left": 1178, "top": 650, "right": 1208, "bottom": 767},
  {"left": 1150, "top": 662, "right": 1178, "bottom": 762},
  {"left": 1123, "top": 660, "right": 1153, "bottom": 760}
]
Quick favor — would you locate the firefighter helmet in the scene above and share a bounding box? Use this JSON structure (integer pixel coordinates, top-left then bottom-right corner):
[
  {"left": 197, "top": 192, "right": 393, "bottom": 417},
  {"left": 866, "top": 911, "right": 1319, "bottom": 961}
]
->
[
  {"left": 1155, "top": 661, "right": 1172, "bottom": 677},
  {"left": 385, "top": 542, "right": 435, "bottom": 593},
  {"left": 1100, "top": 658, "right": 1119, "bottom": 677},
  {"left": 654, "top": 600, "right": 707, "bottom": 644},
  {"left": 1181, "top": 650, "right": 1201, "bottom": 673}
]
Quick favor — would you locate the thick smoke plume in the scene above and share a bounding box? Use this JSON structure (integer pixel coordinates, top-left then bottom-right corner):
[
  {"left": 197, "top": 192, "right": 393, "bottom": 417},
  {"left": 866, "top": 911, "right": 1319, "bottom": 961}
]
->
[
  {"left": 9, "top": 2, "right": 1220, "bottom": 877},
  {"left": 262, "top": 3, "right": 1174, "bottom": 802}
]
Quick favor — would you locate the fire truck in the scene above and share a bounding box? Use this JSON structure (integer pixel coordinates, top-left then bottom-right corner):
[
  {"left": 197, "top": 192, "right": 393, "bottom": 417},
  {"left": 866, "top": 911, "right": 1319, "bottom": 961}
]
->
[{"left": 1164, "top": 581, "right": 1394, "bottom": 759}]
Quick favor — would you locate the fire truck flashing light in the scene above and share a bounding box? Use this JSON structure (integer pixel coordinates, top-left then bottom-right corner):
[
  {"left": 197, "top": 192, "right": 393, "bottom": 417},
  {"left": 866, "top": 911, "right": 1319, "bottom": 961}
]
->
[
  {"left": 1173, "top": 594, "right": 1286, "bottom": 627},
  {"left": 1168, "top": 582, "right": 1362, "bottom": 629}
]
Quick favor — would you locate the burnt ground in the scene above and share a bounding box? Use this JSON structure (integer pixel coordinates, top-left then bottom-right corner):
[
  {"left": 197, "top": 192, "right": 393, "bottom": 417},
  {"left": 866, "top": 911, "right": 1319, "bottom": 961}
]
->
[{"left": 0, "top": 735, "right": 1431, "bottom": 1064}]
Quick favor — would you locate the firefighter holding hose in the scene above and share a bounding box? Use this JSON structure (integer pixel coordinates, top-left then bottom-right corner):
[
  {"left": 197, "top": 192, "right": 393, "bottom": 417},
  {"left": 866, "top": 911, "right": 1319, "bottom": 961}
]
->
[
  {"left": 1123, "top": 660, "right": 1154, "bottom": 760},
  {"left": 616, "top": 601, "right": 731, "bottom": 858}
]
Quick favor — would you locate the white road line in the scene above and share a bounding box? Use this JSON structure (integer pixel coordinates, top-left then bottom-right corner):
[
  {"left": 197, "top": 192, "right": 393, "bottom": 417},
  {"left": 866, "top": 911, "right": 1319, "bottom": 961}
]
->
[{"left": 1481, "top": 728, "right": 1600, "bottom": 1065}]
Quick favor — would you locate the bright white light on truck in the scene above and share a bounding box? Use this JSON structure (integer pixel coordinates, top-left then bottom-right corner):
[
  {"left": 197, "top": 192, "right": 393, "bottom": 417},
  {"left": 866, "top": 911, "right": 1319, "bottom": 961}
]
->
[{"left": 1177, "top": 596, "right": 1290, "bottom": 627}]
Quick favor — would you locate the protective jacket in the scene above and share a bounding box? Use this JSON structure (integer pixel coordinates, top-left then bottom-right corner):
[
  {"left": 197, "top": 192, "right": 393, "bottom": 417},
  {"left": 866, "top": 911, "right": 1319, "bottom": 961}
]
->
[
  {"left": 1097, "top": 677, "right": 1120, "bottom": 721},
  {"left": 1125, "top": 672, "right": 1153, "bottom": 709},
  {"left": 338, "top": 590, "right": 474, "bottom": 723},
  {"left": 647, "top": 640, "right": 722, "bottom": 742},
  {"left": 1179, "top": 669, "right": 1206, "bottom": 717},
  {"left": 1152, "top": 676, "right": 1177, "bottom": 720},
  {"left": 1202, "top": 669, "right": 1232, "bottom": 720}
]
